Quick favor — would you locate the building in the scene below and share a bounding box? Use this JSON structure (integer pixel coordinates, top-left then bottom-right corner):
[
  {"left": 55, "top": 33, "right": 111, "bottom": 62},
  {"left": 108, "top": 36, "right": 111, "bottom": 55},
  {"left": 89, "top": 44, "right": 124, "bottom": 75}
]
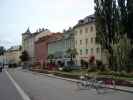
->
[
  {"left": 48, "top": 33, "right": 64, "bottom": 59},
  {"left": 62, "top": 28, "right": 76, "bottom": 66},
  {"left": 22, "top": 28, "right": 36, "bottom": 64},
  {"left": 34, "top": 31, "right": 55, "bottom": 69},
  {"left": 34, "top": 35, "right": 48, "bottom": 69},
  {"left": 22, "top": 28, "right": 50, "bottom": 65},
  {"left": 48, "top": 29, "right": 75, "bottom": 58},
  {"left": 47, "top": 28, "right": 75, "bottom": 66},
  {"left": 73, "top": 14, "right": 103, "bottom": 65},
  {"left": 5, "top": 46, "right": 22, "bottom": 65},
  {"left": 64, "top": 28, "right": 75, "bottom": 55}
]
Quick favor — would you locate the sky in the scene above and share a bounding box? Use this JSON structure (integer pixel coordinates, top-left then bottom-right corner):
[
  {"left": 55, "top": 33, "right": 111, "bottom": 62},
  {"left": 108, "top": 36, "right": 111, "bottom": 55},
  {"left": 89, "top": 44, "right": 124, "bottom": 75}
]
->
[{"left": 0, "top": 0, "right": 94, "bottom": 49}]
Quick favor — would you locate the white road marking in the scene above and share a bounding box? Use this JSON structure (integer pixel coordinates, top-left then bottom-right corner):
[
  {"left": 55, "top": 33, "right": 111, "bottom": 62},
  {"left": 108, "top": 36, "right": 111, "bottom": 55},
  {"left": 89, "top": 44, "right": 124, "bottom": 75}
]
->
[{"left": 5, "top": 70, "right": 31, "bottom": 100}]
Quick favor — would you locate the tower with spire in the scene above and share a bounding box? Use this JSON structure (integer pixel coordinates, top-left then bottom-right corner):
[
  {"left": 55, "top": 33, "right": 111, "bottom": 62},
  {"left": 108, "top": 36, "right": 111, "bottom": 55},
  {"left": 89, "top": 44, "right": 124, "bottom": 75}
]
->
[{"left": 22, "top": 27, "right": 32, "bottom": 51}]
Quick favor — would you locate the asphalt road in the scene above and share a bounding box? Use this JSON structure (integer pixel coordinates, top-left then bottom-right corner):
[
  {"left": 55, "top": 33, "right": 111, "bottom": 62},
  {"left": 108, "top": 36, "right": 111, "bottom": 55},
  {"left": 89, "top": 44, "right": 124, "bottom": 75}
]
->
[
  {"left": 0, "top": 70, "right": 23, "bottom": 100},
  {"left": 8, "top": 68, "right": 133, "bottom": 100}
]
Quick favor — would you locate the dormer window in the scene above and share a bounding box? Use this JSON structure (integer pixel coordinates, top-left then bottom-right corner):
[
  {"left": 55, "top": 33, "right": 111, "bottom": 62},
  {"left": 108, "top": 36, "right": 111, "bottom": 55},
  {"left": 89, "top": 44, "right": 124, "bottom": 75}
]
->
[
  {"left": 88, "top": 18, "right": 90, "bottom": 22},
  {"left": 79, "top": 20, "right": 84, "bottom": 24}
]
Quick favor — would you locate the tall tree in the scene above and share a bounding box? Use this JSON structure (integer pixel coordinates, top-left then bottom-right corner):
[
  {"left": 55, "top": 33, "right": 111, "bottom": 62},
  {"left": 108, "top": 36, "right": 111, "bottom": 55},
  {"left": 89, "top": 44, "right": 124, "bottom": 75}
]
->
[
  {"left": 117, "top": 0, "right": 128, "bottom": 35},
  {"left": 127, "top": 0, "right": 133, "bottom": 40},
  {"left": 95, "top": 0, "right": 118, "bottom": 68}
]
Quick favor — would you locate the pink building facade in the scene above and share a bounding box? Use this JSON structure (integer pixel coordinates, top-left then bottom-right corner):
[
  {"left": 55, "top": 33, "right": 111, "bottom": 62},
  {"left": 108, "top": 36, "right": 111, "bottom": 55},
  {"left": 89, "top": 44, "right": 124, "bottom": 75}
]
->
[
  {"left": 35, "top": 36, "right": 48, "bottom": 69},
  {"left": 34, "top": 32, "right": 62, "bottom": 69}
]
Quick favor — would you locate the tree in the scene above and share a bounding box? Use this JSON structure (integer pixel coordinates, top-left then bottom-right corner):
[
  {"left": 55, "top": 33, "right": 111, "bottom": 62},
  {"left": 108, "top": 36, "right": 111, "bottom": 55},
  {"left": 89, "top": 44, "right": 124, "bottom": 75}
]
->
[
  {"left": 127, "top": 0, "right": 133, "bottom": 40},
  {"left": 95, "top": 0, "right": 133, "bottom": 72},
  {"left": 117, "top": 0, "right": 128, "bottom": 36},
  {"left": 112, "top": 35, "right": 132, "bottom": 71},
  {"left": 47, "top": 54, "right": 54, "bottom": 64},
  {"left": 0, "top": 46, "right": 6, "bottom": 66},
  {"left": 95, "top": 0, "right": 118, "bottom": 68},
  {"left": 0, "top": 46, "right": 6, "bottom": 56},
  {"left": 19, "top": 51, "right": 29, "bottom": 62},
  {"left": 48, "top": 54, "right": 54, "bottom": 59},
  {"left": 66, "top": 48, "right": 78, "bottom": 65}
]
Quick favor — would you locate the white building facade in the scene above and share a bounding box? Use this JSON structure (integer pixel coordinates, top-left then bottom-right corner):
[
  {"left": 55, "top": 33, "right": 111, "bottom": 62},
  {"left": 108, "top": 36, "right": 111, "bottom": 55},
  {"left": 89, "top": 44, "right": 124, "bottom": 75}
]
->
[{"left": 74, "top": 15, "right": 106, "bottom": 65}]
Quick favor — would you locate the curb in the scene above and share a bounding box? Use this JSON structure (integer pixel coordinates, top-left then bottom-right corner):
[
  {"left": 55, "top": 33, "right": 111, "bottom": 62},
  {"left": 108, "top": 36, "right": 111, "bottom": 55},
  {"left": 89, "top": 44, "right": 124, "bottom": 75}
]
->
[
  {"left": 107, "top": 86, "right": 133, "bottom": 93},
  {"left": 23, "top": 69, "right": 133, "bottom": 93},
  {"left": 44, "top": 73, "right": 133, "bottom": 93}
]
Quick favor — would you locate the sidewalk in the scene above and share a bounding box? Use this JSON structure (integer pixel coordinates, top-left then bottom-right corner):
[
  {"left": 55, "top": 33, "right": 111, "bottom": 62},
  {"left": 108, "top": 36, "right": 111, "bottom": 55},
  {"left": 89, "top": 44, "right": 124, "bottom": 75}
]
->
[{"left": 24, "top": 69, "right": 133, "bottom": 93}]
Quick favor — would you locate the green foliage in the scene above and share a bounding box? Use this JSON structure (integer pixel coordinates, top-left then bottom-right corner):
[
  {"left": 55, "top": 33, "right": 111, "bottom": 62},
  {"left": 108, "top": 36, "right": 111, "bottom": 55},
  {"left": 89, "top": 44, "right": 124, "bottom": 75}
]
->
[
  {"left": 19, "top": 51, "right": 29, "bottom": 62},
  {"left": 66, "top": 48, "right": 78, "bottom": 66},
  {"left": 112, "top": 35, "right": 133, "bottom": 71},
  {"left": 87, "top": 67, "right": 97, "bottom": 72},
  {"left": 62, "top": 67, "right": 73, "bottom": 72},
  {"left": 0, "top": 46, "right": 6, "bottom": 55},
  {"left": 96, "top": 60, "right": 105, "bottom": 71},
  {"left": 48, "top": 54, "right": 54, "bottom": 59},
  {"left": 117, "top": 0, "right": 128, "bottom": 35},
  {"left": 66, "top": 48, "right": 78, "bottom": 58},
  {"left": 127, "top": 0, "right": 133, "bottom": 39},
  {"left": 95, "top": 0, "right": 133, "bottom": 71},
  {"left": 95, "top": 0, "right": 119, "bottom": 68},
  {"left": 80, "top": 59, "right": 88, "bottom": 68}
]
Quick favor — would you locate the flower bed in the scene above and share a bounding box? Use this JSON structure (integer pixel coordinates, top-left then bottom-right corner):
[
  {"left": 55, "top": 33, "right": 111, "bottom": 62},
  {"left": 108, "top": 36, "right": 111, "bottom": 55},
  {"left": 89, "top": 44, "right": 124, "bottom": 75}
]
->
[{"left": 98, "top": 77, "right": 133, "bottom": 87}]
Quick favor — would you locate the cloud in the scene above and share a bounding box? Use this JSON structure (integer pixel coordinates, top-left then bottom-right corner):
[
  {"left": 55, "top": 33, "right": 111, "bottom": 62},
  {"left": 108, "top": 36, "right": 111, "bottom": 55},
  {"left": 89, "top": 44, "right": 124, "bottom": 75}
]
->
[
  {"left": 0, "top": 40, "right": 13, "bottom": 49},
  {"left": 0, "top": 0, "right": 94, "bottom": 48}
]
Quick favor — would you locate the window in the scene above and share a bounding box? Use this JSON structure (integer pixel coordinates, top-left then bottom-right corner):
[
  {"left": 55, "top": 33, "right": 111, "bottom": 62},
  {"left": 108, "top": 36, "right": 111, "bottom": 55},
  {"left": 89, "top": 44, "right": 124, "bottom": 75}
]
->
[
  {"left": 91, "top": 48, "right": 93, "bottom": 54},
  {"left": 90, "top": 25, "right": 93, "bottom": 32},
  {"left": 75, "top": 40, "right": 77, "bottom": 45},
  {"left": 86, "top": 39, "right": 88, "bottom": 45},
  {"left": 95, "top": 37, "right": 97, "bottom": 43},
  {"left": 85, "top": 27, "right": 88, "bottom": 33},
  {"left": 86, "top": 49, "right": 88, "bottom": 54},
  {"left": 91, "top": 37, "right": 93, "bottom": 43},
  {"left": 80, "top": 40, "right": 82, "bottom": 45},
  {"left": 80, "top": 49, "right": 82, "bottom": 55},
  {"left": 96, "top": 48, "right": 100, "bottom": 53},
  {"left": 75, "top": 32, "right": 77, "bottom": 36},
  {"left": 80, "top": 29, "right": 82, "bottom": 35},
  {"left": 75, "top": 30, "right": 78, "bottom": 36},
  {"left": 75, "top": 40, "right": 77, "bottom": 47},
  {"left": 94, "top": 37, "right": 95, "bottom": 44}
]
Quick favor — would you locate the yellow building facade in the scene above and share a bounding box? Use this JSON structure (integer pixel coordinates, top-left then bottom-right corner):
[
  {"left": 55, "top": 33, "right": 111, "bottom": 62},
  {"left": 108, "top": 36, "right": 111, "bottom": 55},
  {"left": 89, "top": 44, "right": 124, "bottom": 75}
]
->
[
  {"left": 5, "top": 46, "right": 21, "bottom": 65},
  {"left": 74, "top": 15, "right": 107, "bottom": 65}
]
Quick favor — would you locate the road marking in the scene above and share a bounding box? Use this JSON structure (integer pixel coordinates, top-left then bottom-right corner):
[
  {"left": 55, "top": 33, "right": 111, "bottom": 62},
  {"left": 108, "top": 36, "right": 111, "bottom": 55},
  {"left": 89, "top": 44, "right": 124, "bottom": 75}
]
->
[{"left": 5, "top": 70, "right": 31, "bottom": 100}]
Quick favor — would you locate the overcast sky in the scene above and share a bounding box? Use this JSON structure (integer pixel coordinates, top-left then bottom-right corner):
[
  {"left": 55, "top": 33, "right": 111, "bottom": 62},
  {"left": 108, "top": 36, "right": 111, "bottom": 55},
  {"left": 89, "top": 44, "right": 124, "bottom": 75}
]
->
[{"left": 0, "top": 0, "right": 94, "bottom": 49}]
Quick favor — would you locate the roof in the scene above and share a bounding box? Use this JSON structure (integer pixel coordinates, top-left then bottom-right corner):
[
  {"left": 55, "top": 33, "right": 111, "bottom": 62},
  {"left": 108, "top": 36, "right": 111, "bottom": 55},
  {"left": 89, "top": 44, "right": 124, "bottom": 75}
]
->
[
  {"left": 22, "top": 28, "right": 50, "bottom": 37},
  {"left": 63, "top": 28, "right": 74, "bottom": 39},
  {"left": 47, "top": 33, "right": 63, "bottom": 43},
  {"left": 35, "top": 32, "right": 63, "bottom": 44},
  {"left": 7, "top": 45, "right": 21, "bottom": 52},
  {"left": 74, "top": 14, "right": 95, "bottom": 28}
]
